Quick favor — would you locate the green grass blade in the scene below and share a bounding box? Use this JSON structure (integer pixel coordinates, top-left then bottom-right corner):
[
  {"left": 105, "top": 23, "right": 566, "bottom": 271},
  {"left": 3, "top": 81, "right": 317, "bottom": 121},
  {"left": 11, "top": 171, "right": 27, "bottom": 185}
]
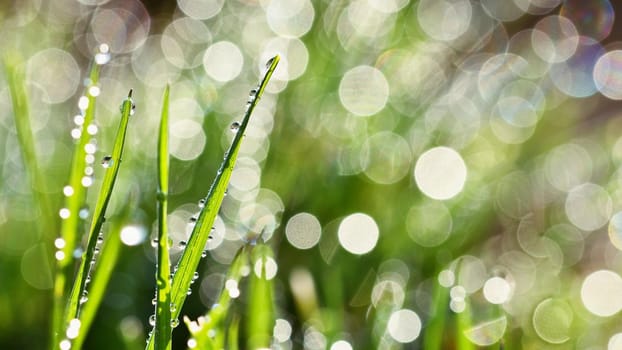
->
[
  {"left": 154, "top": 85, "right": 172, "bottom": 350},
  {"left": 246, "top": 244, "right": 275, "bottom": 349},
  {"left": 71, "top": 194, "right": 136, "bottom": 350},
  {"left": 146, "top": 55, "right": 280, "bottom": 350},
  {"left": 457, "top": 303, "right": 476, "bottom": 350},
  {"left": 423, "top": 272, "right": 450, "bottom": 350},
  {"left": 52, "top": 60, "right": 102, "bottom": 347},
  {"left": 60, "top": 89, "right": 134, "bottom": 349},
  {"left": 185, "top": 246, "right": 250, "bottom": 349},
  {"left": 226, "top": 316, "right": 240, "bottom": 350},
  {"left": 3, "top": 53, "right": 54, "bottom": 231}
]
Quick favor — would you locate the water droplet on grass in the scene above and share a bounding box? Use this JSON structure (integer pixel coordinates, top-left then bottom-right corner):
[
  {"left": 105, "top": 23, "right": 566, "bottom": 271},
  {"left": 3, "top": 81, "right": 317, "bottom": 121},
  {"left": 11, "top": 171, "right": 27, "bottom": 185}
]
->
[
  {"left": 193, "top": 272, "right": 199, "bottom": 280},
  {"left": 187, "top": 288, "right": 192, "bottom": 296},
  {"left": 171, "top": 318, "right": 179, "bottom": 328},
  {"left": 86, "top": 124, "right": 98, "bottom": 135},
  {"left": 59, "top": 208, "right": 70, "bottom": 219},
  {"left": 95, "top": 47, "right": 111, "bottom": 65},
  {"left": 170, "top": 303, "right": 177, "bottom": 312},
  {"left": 55, "top": 251, "right": 65, "bottom": 261},
  {"left": 88, "top": 86, "right": 100, "bottom": 97},
  {"left": 151, "top": 238, "right": 158, "bottom": 247},
  {"left": 79, "top": 207, "right": 89, "bottom": 219},
  {"left": 81, "top": 176, "right": 93, "bottom": 187},
  {"left": 79, "top": 295, "right": 88, "bottom": 304},
  {"left": 59, "top": 339, "right": 71, "bottom": 350},
  {"left": 73, "top": 248, "right": 83, "bottom": 258},
  {"left": 101, "top": 156, "right": 113, "bottom": 168},
  {"left": 55, "top": 238, "right": 66, "bottom": 249},
  {"left": 78, "top": 96, "right": 89, "bottom": 110},
  {"left": 179, "top": 240, "right": 187, "bottom": 248},
  {"left": 201, "top": 251, "right": 208, "bottom": 258},
  {"left": 266, "top": 56, "right": 276, "bottom": 69},
  {"left": 74, "top": 115, "right": 84, "bottom": 126},
  {"left": 148, "top": 314, "right": 156, "bottom": 326},
  {"left": 198, "top": 198, "right": 206, "bottom": 208},
  {"left": 230, "top": 122, "right": 240, "bottom": 132}
]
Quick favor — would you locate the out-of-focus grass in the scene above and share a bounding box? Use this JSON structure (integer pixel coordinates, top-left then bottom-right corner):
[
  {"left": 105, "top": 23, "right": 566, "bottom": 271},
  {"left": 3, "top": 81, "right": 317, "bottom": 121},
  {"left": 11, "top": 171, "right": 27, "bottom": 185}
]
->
[
  {"left": 154, "top": 84, "right": 172, "bottom": 350},
  {"left": 3, "top": 1, "right": 622, "bottom": 349}
]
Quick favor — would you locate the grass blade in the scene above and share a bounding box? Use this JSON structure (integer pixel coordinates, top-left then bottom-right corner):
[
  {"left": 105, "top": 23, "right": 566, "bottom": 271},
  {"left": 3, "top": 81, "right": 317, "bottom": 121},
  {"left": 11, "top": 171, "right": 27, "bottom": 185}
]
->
[
  {"left": 146, "top": 55, "right": 280, "bottom": 350},
  {"left": 154, "top": 85, "right": 172, "bottom": 350},
  {"left": 423, "top": 271, "right": 450, "bottom": 350},
  {"left": 185, "top": 245, "right": 250, "bottom": 349},
  {"left": 59, "top": 89, "right": 135, "bottom": 349},
  {"left": 51, "top": 58, "right": 102, "bottom": 347},
  {"left": 71, "top": 193, "right": 136, "bottom": 350},
  {"left": 246, "top": 244, "right": 275, "bottom": 349},
  {"left": 3, "top": 53, "right": 54, "bottom": 231}
]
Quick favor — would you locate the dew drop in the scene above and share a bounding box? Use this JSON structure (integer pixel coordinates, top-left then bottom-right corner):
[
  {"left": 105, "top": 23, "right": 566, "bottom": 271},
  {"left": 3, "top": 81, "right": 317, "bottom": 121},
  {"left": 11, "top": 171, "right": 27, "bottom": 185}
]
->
[
  {"left": 71, "top": 128, "right": 81, "bottom": 140},
  {"left": 230, "top": 122, "right": 240, "bottom": 132},
  {"left": 101, "top": 155, "right": 113, "bottom": 168},
  {"left": 250, "top": 88, "right": 258, "bottom": 96},
  {"left": 148, "top": 314, "right": 156, "bottom": 326},
  {"left": 55, "top": 251, "right": 65, "bottom": 261},
  {"left": 88, "top": 86, "right": 100, "bottom": 97},
  {"left": 151, "top": 238, "right": 159, "bottom": 248},
  {"left": 171, "top": 318, "right": 180, "bottom": 328},
  {"left": 187, "top": 288, "right": 192, "bottom": 296},
  {"left": 99, "top": 43, "right": 110, "bottom": 54},
  {"left": 79, "top": 207, "right": 89, "bottom": 219},
  {"left": 97, "top": 236, "right": 104, "bottom": 244},
  {"left": 170, "top": 303, "right": 177, "bottom": 313},
  {"left": 73, "top": 248, "right": 83, "bottom": 258},
  {"left": 86, "top": 124, "right": 98, "bottom": 135},
  {"left": 266, "top": 56, "right": 276, "bottom": 69},
  {"left": 95, "top": 44, "right": 111, "bottom": 65},
  {"left": 78, "top": 96, "right": 89, "bottom": 110},
  {"left": 151, "top": 297, "right": 157, "bottom": 305},
  {"left": 79, "top": 295, "right": 88, "bottom": 304},
  {"left": 59, "top": 208, "right": 70, "bottom": 219},
  {"left": 59, "top": 339, "right": 71, "bottom": 350},
  {"left": 193, "top": 272, "right": 199, "bottom": 280},
  {"left": 201, "top": 251, "right": 208, "bottom": 258},
  {"left": 73, "top": 115, "right": 84, "bottom": 126},
  {"left": 179, "top": 240, "right": 187, "bottom": 248},
  {"left": 55, "top": 238, "right": 66, "bottom": 249},
  {"left": 93, "top": 247, "right": 100, "bottom": 255},
  {"left": 189, "top": 215, "right": 198, "bottom": 223},
  {"left": 81, "top": 176, "right": 93, "bottom": 187},
  {"left": 198, "top": 199, "right": 206, "bottom": 208}
]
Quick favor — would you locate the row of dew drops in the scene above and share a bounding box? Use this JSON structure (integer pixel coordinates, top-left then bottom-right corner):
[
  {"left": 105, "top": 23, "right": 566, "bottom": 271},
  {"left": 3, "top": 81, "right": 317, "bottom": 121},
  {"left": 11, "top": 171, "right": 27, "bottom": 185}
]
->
[
  {"left": 145, "top": 57, "right": 274, "bottom": 341},
  {"left": 56, "top": 43, "right": 115, "bottom": 350}
]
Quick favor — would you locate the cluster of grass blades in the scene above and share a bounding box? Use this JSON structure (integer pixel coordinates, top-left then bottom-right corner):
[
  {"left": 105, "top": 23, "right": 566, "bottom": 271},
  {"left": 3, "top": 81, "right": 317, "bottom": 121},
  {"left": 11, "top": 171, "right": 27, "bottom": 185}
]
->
[
  {"left": 147, "top": 55, "right": 280, "bottom": 350},
  {"left": 34, "top": 48, "right": 280, "bottom": 350}
]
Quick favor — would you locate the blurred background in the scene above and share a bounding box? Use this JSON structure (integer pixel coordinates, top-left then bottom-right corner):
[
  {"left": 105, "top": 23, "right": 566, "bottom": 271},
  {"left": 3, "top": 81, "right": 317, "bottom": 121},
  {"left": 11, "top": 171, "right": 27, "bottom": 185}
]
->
[{"left": 2, "top": 0, "right": 622, "bottom": 348}]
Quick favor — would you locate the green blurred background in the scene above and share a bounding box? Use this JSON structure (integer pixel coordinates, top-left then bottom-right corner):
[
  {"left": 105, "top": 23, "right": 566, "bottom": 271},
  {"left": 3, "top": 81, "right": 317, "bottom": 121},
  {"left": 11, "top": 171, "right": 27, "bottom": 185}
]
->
[{"left": 2, "top": 0, "right": 622, "bottom": 348}]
